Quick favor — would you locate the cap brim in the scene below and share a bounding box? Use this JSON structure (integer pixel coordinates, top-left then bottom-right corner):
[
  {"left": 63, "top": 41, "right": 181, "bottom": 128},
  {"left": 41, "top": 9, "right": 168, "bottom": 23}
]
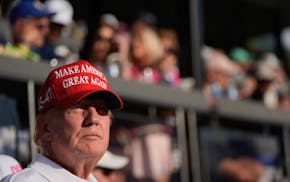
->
[
  {"left": 97, "top": 151, "right": 129, "bottom": 170},
  {"left": 33, "top": 10, "right": 55, "bottom": 18},
  {"left": 57, "top": 88, "right": 123, "bottom": 111},
  {"left": 92, "top": 90, "right": 123, "bottom": 110},
  {"left": 10, "top": 3, "right": 55, "bottom": 24}
]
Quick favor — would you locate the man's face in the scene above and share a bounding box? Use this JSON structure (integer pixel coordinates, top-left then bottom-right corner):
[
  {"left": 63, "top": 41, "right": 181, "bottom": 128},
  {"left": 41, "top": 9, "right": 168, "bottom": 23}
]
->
[
  {"left": 48, "top": 23, "right": 64, "bottom": 43},
  {"left": 42, "top": 96, "right": 111, "bottom": 159},
  {"left": 14, "top": 17, "right": 42, "bottom": 47},
  {"left": 37, "top": 17, "right": 50, "bottom": 38}
]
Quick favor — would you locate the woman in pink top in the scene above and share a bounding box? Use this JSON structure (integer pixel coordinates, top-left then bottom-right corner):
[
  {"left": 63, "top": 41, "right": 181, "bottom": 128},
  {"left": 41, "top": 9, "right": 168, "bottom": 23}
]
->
[{"left": 122, "top": 25, "right": 163, "bottom": 84}]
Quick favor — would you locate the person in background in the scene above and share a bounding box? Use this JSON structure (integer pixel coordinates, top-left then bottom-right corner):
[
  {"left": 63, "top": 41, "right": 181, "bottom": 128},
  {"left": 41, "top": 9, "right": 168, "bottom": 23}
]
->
[
  {"left": 0, "top": 155, "right": 22, "bottom": 180},
  {"left": 1, "top": 0, "right": 54, "bottom": 62},
  {"left": 92, "top": 151, "right": 129, "bottom": 182},
  {"left": 85, "top": 14, "right": 132, "bottom": 79},
  {"left": 87, "top": 14, "right": 119, "bottom": 72},
  {"left": 218, "top": 157, "right": 264, "bottom": 182},
  {"left": 228, "top": 47, "right": 258, "bottom": 100},
  {"left": 251, "top": 53, "right": 287, "bottom": 109},
  {"left": 202, "top": 46, "right": 242, "bottom": 106},
  {"left": 122, "top": 25, "right": 163, "bottom": 84},
  {"left": 111, "top": 21, "right": 131, "bottom": 78},
  {"left": 218, "top": 155, "right": 288, "bottom": 182},
  {"left": 158, "top": 28, "right": 180, "bottom": 87},
  {"left": 0, "top": 60, "right": 123, "bottom": 182},
  {"left": 35, "top": 0, "right": 74, "bottom": 64}
]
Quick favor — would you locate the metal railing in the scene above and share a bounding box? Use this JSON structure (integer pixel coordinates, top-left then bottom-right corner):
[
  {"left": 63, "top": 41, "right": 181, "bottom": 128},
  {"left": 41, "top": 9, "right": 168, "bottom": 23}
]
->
[{"left": 1, "top": 55, "right": 290, "bottom": 182}]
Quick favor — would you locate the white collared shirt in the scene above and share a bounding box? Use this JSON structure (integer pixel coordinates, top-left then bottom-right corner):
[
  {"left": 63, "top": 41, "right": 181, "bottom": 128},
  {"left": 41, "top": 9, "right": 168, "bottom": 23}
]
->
[{"left": 0, "top": 154, "right": 98, "bottom": 182}]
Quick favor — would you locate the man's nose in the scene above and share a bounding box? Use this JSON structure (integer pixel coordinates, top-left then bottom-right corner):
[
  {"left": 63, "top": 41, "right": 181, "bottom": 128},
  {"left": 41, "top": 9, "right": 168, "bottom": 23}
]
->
[{"left": 83, "top": 106, "right": 101, "bottom": 127}]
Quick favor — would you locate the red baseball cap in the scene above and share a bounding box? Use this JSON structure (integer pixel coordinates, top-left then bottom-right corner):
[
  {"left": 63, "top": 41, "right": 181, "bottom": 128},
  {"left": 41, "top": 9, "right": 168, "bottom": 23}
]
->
[{"left": 37, "top": 60, "right": 123, "bottom": 113}]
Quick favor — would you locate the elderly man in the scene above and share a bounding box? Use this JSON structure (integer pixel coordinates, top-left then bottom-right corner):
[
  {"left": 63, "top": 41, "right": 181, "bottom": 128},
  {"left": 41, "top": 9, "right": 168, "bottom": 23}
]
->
[{"left": 1, "top": 60, "right": 123, "bottom": 182}]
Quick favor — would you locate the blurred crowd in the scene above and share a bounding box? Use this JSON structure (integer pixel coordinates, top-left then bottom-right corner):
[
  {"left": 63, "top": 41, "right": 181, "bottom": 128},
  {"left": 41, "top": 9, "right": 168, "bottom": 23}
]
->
[
  {"left": 0, "top": 1, "right": 290, "bottom": 182},
  {"left": 202, "top": 46, "right": 290, "bottom": 111},
  {"left": 1, "top": 0, "right": 290, "bottom": 111},
  {"left": 0, "top": 0, "right": 182, "bottom": 90}
]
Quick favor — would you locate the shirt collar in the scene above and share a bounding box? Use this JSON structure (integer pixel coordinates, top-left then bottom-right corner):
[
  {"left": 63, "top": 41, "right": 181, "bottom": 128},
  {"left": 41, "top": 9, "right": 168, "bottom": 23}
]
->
[{"left": 29, "top": 154, "right": 98, "bottom": 182}]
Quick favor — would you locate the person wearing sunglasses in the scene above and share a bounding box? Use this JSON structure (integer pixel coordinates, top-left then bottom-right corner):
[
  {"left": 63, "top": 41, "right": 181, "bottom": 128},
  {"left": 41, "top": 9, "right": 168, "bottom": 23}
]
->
[{"left": 1, "top": 60, "right": 123, "bottom": 182}]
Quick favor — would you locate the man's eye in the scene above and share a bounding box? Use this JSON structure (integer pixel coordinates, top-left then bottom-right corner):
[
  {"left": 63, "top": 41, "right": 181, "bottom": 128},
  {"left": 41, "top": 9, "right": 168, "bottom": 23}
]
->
[
  {"left": 79, "top": 105, "right": 88, "bottom": 110},
  {"left": 96, "top": 107, "right": 109, "bottom": 116}
]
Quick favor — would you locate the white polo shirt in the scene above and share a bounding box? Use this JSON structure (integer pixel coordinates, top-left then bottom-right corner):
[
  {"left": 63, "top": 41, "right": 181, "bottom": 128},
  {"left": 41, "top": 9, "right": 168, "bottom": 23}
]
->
[{"left": 1, "top": 154, "right": 98, "bottom": 182}]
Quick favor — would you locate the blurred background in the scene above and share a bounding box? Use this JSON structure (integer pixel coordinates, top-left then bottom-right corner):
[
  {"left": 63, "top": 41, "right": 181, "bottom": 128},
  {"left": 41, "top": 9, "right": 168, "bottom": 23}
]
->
[
  {"left": 1, "top": 0, "right": 289, "bottom": 79},
  {"left": 1, "top": 0, "right": 290, "bottom": 182}
]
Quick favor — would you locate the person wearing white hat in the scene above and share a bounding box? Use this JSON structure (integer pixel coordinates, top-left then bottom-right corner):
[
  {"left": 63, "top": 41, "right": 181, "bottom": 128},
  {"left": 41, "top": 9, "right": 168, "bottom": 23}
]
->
[
  {"left": 92, "top": 151, "right": 129, "bottom": 182},
  {"left": 43, "top": 0, "right": 73, "bottom": 43},
  {"left": 35, "top": 0, "right": 75, "bottom": 63},
  {"left": 0, "top": 155, "right": 22, "bottom": 180},
  {"left": 44, "top": 0, "right": 73, "bottom": 27}
]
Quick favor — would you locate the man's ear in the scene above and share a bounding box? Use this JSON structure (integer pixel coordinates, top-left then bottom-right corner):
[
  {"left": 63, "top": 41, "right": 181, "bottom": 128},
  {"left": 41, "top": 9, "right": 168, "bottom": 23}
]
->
[{"left": 36, "top": 114, "right": 52, "bottom": 142}]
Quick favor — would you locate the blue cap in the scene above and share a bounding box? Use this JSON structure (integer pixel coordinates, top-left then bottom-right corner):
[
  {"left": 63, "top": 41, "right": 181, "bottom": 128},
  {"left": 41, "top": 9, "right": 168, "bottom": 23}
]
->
[{"left": 9, "top": 0, "right": 55, "bottom": 24}]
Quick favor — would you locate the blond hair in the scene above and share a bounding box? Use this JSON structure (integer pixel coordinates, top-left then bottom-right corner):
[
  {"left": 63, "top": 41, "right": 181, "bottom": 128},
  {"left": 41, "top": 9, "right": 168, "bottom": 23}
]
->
[{"left": 131, "top": 26, "right": 164, "bottom": 68}]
